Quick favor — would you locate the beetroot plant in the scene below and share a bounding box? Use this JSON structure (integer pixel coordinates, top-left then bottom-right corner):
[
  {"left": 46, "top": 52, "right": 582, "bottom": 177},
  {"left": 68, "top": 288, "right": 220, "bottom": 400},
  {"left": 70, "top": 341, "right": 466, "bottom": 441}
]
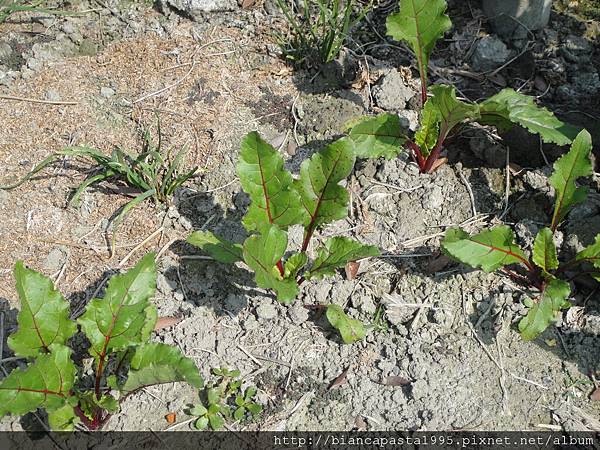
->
[
  {"left": 346, "top": 0, "right": 576, "bottom": 173},
  {"left": 441, "top": 130, "right": 599, "bottom": 340},
  {"left": 0, "top": 253, "right": 203, "bottom": 430},
  {"left": 188, "top": 132, "right": 378, "bottom": 341}
]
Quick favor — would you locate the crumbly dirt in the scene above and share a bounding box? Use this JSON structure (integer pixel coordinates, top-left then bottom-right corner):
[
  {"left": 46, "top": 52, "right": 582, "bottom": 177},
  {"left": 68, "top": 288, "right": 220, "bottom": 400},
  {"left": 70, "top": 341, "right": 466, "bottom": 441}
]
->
[{"left": 1, "top": 0, "right": 600, "bottom": 433}]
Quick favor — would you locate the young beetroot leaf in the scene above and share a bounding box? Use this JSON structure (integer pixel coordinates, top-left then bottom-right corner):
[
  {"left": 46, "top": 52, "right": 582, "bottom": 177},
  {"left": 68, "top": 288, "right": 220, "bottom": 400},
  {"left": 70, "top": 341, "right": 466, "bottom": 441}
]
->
[
  {"left": 0, "top": 253, "right": 203, "bottom": 430},
  {"left": 441, "top": 130, "right": 599, "bottom": 341}
]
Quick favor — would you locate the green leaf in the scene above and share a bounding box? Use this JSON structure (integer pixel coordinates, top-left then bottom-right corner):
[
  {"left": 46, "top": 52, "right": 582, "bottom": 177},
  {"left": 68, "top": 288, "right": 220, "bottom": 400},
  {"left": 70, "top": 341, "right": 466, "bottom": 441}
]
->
[
  {"left": 209, "top": 412, "right": 224, "bottom": 430},
  {"left": 347, "top": 114, "right": 407, "bottom": 159},
  {"left": 326, "top": 304, "right": 366, "bottom": 344},
  {"left": 207, "top": 388, "right": 220, "bottom": 405},
  {"left": 194, "top": 416, "right": 209, "bottom": 430},
  {"left": 386, "top": 0, "right": 451, "bottom": 89},
  {"left": 246, "top": 403, "right": 262, "bottom": 416},
  {"left": 0, "top": 344, "right": 76, "bottom": 417},
  {"left": 187, "top": 231, "right": 243, "bottom": 264},
  {"left": 549, "top": 130, "right": 593, "bottom": 229},
  {"left": 441, "top": 226, "right": 529, "bottom": 273},
  {"left": 8, "top": 262, "right": 76, "bottom": 358},
  {"left": 307, "top": 237, "right": 379, "bottom": 279},
  {"left": 242, "top": 225, "right": 299, "bottom": 303},
  {"left": 119, "top": 343, "right": 203, "bottom": 393},
  {"left": 237, "top": 131, "right": 305, "bottom": 233},
  {"left": 414, "top": 85, "right": 480, "bottom": 156},
  {"left": 295, "top": 138, "right": 356, "bottom": 232},
  {"left": 78, "top": 253, "right": 157, "bottom": 363},
  {"left": 233, "top": 407, "right": 245, "bottom": 421},
  {"left": 575, "top": 234, "right": 600, "bottom": 281},
  {"left": 532, "top": 228, "right": 559, "bottom": 274},
  {"left": 414, "top": 101, "right": 440, "bottom": 154},
  {"left": 284, "top": 253, "right": 308, "bottom": 279},
  {"left": 189, "top": 404, "right": 207, "bottom": 416},
  {"left": 47, "top": 404, "right": 79, "bottom": 431},
  {"left": 479, "top": 88, "right": 574, "bottom": 146},
  {"left": 518, "top": 279, "right": 571, "bottom": 341}
]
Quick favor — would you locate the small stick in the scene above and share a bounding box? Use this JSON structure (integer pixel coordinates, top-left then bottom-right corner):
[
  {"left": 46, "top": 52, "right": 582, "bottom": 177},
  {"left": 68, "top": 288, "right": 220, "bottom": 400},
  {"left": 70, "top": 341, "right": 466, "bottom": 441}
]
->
[
  {"left": 458, "top": 168, "right": 477, "bottom": 218},
  {"left": 119, "top": 226, "right": 163, "bottom": 266},
  {"left": 0, "top": 94, "right": 78, "bottom": 105},
  {"left": 237, "top": 345, "right": 263, "bottom": 366}
]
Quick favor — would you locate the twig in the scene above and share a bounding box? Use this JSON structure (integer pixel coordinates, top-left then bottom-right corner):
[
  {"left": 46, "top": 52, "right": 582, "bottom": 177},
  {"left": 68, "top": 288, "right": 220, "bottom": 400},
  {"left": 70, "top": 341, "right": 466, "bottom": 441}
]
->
[
  {"left": 0, "top": 94, "right": 78, "bottom": 105},
  {"left": 237, "top": 345, "right": 263, "bottom": 366},
  {"left": 119, "top": 226, "right": 163, "bottom": 266},
  {"left": 133, "top": 63, "right": 196, "bottom": 104},
  {"left": 458, "top": 168, "right": 477, "bottom": 218}
]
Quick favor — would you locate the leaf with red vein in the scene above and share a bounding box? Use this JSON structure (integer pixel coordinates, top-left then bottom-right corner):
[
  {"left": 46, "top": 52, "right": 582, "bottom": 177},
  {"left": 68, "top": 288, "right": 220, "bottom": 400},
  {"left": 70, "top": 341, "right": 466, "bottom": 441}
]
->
[
  {"left": 8, "top": 262, "right": 76, "bottom": 358},
  {"left": 295, "top": 138, "right": 355, "bottom": 250},
  {"left": 237, "top": 131, "right": 305, "bottom": 233},
  {"left": 0, "top": 344, "right": 76, "bottom": 417},
  {"left": 441, "top": 226, "right": 531, "bottom": 273},
  {"left": 77, "top": 253, "right": 157, "bottom": 363}
]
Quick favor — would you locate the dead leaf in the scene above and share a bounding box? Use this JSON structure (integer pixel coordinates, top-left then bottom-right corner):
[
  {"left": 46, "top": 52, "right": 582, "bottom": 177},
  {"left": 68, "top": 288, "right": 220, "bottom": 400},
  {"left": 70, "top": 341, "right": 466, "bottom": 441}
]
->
[
  {"left": 488, "top": 73, "right": 507, "bottom": 87},
  {"left": 241, "top": 0, "right": 255, "bottom": 8},
  {"left": 591, "top": 388, "right": 600, "bottom": 401},
  {"left": 382, "top": 376, "right": 411, "bottom": 387},
  {"left": 345, "top": 261, "right": 360, "bottom": 280},
  {"left": 154, "top": 316, "right": 182, "bottom": 331},
  {"left": 430, "top": 157, "right": 448, "bottom": 172},
  {"left": 426, "top": 254, "right": 451, "bottom": 273},
  {"left": 287, "top": 140, "right": 297, "bottom": 156},
  {"left": 354, "top": 415, "right": 368, "bottom": 430},
  {"left": 165, "top": 412, "right": 177, "bottom": 424},
  {"left": 329, "top": 367, "right": 350, "bottom": 390}
]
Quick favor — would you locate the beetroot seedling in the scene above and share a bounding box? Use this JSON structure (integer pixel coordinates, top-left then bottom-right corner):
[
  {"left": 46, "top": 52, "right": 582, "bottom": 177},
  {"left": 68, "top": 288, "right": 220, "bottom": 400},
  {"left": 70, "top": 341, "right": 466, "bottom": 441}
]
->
[
  {"left": 441, "top": 130, "right": 599, "bottom": 340},
  {"left": 188, "top": 132, "right": 379, "bottom": 342},
  {"left": 0, "top": 253, "right": 203, "bottom": 430},
  {"left": 346, "top": 0, "right": 576, "bottom": 173}
]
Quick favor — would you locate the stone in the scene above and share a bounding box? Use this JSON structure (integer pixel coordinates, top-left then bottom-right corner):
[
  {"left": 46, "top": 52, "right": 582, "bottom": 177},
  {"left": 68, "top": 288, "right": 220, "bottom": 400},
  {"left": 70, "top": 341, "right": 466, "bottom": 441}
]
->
[
  {"left": 288, "top": 303, "right": 309, "bottom": 324},
  {"left": 100, "top": 87, "right": 115, "bottom": 98},
  {"left": 43, "top": 247, "right": 68, "bottom": 273},
  {"left": 422, "top": 185, "right": 444, "bottom": 211},
  {"left": 561, "top": 35, "right": 593, "bottom": 63},
  {"left": 256, "top": 303, "right": 277, "bottom": 320},
  {"left": 45, "top": 89, "right": 60, "bottom": 102},
  {"left": 471, "top": 36, "right": 510, "bottom": 72},
  {"left": 373, "top": 69, "right": 417, "bottom": 111},
  {"left": 482, "top": 0, "right": 552, "bottom": 38},
  {"left": 0, "top": 42, "right": 12, "bottom": 64},
  {"left": 160, "top": 0, "right": 236, "bottom": 19}
]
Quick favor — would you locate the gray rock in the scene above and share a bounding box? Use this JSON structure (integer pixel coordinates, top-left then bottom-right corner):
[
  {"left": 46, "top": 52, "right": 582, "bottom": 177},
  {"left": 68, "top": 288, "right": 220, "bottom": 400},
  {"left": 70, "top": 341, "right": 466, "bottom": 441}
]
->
[
  {"left": 256, "top": 303, "right": 278, "bottom": 320},
  {"left": 397, "top": 110, "right": 419, "bottom": 131},
  {"left": 373, "top": 69, "right": 417, "bottom": 111},
  {"left": 45, "top": 90, "right": 61, "bottom": 102},
  {"left": 471, "top": 36, "right": 510, "bottom": 72},
  {"left": 100, "top": 87, "right": 115, "bottom": 98},
  {"left": 482, "top": 0, "right": 552, "bottom": 38},
  {"left": 561, "top": 35, "right": 593, "bottom": 63},
  {"left": 224, "top": 293, "right": 247, "bottom": 314},
  {"left": 43, "top": 247, "right": 68, "bottom": 273},
  {"left": 0, "top": 189, "right": 8, "bottom": 208},
  {"left": 422, "top": 185, "right": 443, "bottom": 211},
  {"left": 288, "top": 303, "right": 309, "bottom": 324},
  {"left": 0, "top": 42, "right": 12, "bottom": 64},
  {"left": 160, "top": 0, "right": 236, "bottom": 18}
]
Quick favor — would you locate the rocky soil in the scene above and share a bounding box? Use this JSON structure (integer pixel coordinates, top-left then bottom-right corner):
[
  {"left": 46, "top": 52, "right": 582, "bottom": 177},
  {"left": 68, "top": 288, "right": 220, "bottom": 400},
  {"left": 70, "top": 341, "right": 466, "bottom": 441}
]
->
[{"left": 0, "top": 0, "right": 599, "bottom": 433}]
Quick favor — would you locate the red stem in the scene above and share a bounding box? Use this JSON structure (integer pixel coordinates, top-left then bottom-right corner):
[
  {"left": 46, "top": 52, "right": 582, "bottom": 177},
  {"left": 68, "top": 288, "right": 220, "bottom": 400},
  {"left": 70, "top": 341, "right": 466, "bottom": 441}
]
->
[
  {"left": 276, "top": 260, "right": 284, "bottom": 277},
  {"left": 406, "top": 140, "right": 426, "bottom": 170},
  {"left": 422, "top": 126, "right": 448, "bottom": 174},
  {"left": 420, "top": 81, "right": 428, "bottom": 106}
]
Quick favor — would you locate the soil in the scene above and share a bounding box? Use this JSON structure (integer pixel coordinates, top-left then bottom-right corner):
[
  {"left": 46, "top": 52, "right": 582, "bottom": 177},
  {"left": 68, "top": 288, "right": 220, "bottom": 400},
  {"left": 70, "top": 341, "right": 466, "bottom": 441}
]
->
[{"left": 0, "top": 0, "right": 600, "bottom": 433}]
